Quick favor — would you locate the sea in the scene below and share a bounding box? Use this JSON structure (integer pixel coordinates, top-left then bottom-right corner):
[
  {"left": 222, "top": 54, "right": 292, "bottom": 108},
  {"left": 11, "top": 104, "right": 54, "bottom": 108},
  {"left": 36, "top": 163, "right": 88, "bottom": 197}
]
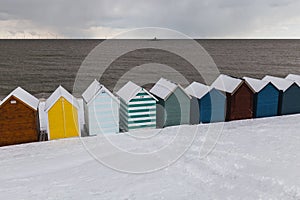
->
[{"left": 0, "top": 39, "right": 299, "bottom": 99}]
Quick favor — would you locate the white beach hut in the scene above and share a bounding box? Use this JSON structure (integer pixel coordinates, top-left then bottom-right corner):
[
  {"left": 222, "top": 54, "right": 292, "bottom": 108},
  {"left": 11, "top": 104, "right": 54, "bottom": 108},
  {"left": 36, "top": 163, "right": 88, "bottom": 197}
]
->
[{"left": 82, "top": 80, "right": 119, "bottom": 135}]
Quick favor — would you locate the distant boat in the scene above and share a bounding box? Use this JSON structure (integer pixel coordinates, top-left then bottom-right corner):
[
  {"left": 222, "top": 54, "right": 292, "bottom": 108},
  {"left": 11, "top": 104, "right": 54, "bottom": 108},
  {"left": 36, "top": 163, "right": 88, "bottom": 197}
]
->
[{"left": 150, "top": 37, "right": 159, "bottom": 41}]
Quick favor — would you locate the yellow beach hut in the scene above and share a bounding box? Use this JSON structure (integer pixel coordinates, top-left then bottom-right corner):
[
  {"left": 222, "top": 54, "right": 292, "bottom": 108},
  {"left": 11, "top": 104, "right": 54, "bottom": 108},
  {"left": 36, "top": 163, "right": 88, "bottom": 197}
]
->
[{"left": 44, "top": 86, "right": 80, "bottom": 140}]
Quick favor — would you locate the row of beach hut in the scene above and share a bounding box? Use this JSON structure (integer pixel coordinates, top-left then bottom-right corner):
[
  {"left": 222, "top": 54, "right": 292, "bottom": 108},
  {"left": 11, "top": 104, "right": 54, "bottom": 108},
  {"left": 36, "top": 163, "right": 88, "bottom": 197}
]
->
[{"left": 0, "top": 74, "right": 300, "bottom": 147}]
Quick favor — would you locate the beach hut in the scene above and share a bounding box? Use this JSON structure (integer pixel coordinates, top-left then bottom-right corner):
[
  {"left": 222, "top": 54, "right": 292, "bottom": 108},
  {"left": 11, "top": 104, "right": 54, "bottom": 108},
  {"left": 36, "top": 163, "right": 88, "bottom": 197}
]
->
[
  {"left": 243, "top": 77, "right": 280, "bottom": 118},
  {"left": 211, "top": 74, "right": 255, "bottom": 121},
  {"left": 0, "top": 87, "right": 39, "bottom": 146},
  {"left": 150, "top": 78, "right": 191, "bottom": 128},
  {"left": 263, "top": 75, "right": 300, "bottom": 115},
  {"left": 44, "top": 86, "right": 80, "bottom": 140},
  {"left": 116, "top": 81, "right": 157, "bottom": 132},
  {"left": 82, "top": 80, "right": 119, "bottom": 135},
  {"left": 185, "top": 82, "right": 226, "bottom": 124}
]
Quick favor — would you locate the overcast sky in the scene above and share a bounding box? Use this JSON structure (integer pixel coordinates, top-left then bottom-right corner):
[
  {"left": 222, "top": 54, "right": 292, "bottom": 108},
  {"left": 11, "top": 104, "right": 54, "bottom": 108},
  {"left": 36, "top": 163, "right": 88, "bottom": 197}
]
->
[{"left": 1, "top": 0, "right": 300, "bottom": 38}]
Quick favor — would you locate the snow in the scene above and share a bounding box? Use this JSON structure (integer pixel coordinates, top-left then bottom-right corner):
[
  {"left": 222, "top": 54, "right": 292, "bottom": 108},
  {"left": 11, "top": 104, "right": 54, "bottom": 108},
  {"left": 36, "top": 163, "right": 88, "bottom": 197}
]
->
[
  {"left": 44, "top": 86, "right": 79, "bottom": 111},
  {"left": 185, "top": 81, "right": 210, "bottom": 99},
  {"left": 150, "top": 78, "right": 190, "bottom": 100},
  {"left": 82, "top": 80, "right": 118, "bottom": 105},
  {"left": 1, "top": 114, "right": 300, "bottom": 199},
  {"left": 211, "top": 74, "right": 242, "bottom": 94},
  {"left": 286, "top": 74, "right": 300, "bottom": 86},
  {"left": 0, "top": 87, "right": 39, "bottom": 110},
  {"left": 243, "top": 77, "right": 270, "bottom": 93},
  {"left": 116, "top": 81, "right": 143, "bottom": 103},
  {"left": 82, "top": 79, "right": 103, "bottom": 103},
  {"left": 150, "top": 78, "right": 178, "bottom": 100},
  {"left": 263, "top": 75, "right": 294, "bottom": 92},
  {"left": 117, "top": 81, "right": 157, "bottom": 103}
]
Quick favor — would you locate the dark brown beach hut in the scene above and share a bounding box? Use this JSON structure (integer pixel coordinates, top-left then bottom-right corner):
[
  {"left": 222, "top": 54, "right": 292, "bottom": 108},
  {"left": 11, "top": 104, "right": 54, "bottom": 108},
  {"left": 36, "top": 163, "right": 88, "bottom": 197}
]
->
[
  {"left": 211, "top": 74, "right": 255, "bottom": 121},
  {"left": 0, "top": 87, "right": 40, "bottom": 146}
]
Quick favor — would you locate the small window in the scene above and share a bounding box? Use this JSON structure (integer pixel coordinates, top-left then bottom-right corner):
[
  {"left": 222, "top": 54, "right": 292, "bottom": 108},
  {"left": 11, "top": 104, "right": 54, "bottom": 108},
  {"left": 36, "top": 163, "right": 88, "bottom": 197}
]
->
[{"left": 10, "top": 100, "right": 17, "bottom": 104}]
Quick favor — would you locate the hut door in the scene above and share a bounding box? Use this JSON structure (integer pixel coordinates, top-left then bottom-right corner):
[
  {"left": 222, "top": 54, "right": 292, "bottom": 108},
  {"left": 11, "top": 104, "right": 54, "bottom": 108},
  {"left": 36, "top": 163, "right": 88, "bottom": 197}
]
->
[
  {"left": 61, "top": 98, "right": 79, "bottom": 138},
  {"left": 48, "top": 98, "right": 65, "bottom": 139},
  {"left": 231, "top": 84, "right": 253, "bottom": 120}
]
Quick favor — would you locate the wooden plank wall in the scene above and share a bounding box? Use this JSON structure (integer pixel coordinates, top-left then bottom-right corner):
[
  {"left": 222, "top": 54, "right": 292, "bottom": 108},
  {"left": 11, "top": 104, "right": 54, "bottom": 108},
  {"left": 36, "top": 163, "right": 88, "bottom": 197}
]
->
[{"left": 0, "top": 96, "right": 39, "bottom": 146}]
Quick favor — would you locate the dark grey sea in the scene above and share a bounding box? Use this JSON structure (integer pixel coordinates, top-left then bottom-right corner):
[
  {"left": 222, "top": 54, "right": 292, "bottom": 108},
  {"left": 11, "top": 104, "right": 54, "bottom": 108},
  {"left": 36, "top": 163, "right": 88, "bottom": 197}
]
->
[{"left": 0, "top": 39, "right": 299, "bottom": 98}]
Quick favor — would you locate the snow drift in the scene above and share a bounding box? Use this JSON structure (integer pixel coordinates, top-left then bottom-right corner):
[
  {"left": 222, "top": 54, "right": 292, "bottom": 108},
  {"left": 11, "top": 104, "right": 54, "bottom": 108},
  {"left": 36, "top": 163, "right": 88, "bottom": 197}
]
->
[{"left": 0, "top": 114, "right": 300, "bottom": 199}]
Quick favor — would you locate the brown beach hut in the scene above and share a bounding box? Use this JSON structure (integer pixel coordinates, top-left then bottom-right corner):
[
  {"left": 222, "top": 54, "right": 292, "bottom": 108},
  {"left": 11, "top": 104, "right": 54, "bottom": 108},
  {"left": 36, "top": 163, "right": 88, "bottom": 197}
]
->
[
  {"left": 0, "top": 87, "right": 40, "bottom": 146},
  {"left": 211, "top": 74, "right": 255, "bottom": 121}
]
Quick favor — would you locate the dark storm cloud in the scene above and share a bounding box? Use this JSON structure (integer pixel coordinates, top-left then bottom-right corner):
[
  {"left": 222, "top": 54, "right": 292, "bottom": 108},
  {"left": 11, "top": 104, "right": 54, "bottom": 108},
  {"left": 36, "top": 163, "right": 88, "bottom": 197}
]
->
[{"left": 1, "top": 0, "right": 300, "bottom": 37}]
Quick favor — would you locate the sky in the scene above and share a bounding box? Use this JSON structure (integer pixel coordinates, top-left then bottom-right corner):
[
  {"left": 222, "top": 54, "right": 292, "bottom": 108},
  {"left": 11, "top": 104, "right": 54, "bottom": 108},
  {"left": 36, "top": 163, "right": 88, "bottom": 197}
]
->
[{"left": 1, "top": 0, "right": 300, "bottom": 38}]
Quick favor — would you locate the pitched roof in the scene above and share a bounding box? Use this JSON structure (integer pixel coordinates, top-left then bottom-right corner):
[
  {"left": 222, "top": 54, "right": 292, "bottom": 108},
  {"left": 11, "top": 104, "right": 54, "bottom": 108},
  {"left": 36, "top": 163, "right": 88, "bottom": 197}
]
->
[
  {"left": 44, "top": 86, "right": 79, "bottom": 112},
  {"left": 211, "top": 74, "right": 243, "bottom": 93},
  {"left": 185, "top": 81, "right": 211, "bottom": 99},
  {"left": 243, "top": 77, "right": 271, "bottom": 93},
  {"left": 116, "top": 81, "right": 157, "bottom": 103},
  {"left": 262, "top": 75, "right": 295, "bottom": 92},
  {"left": 150, "top": 78, "right": 191, "bottom": 100},
  {"left": 82, "top": 79, "right": 118, "bottom": 104},
  {"left": 0, "top": 87, "right": 39, "bottom": 110},
  {"left": 286, "top": 74, "right": 300, "bottom": 85}
]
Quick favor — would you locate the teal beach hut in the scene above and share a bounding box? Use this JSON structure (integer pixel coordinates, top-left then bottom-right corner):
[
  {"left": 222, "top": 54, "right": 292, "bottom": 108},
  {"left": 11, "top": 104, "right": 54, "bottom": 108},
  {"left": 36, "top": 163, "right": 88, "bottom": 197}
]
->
[
  {"left": 185, "top": 82, "right": 226, "bottom": 124},
  {"left": 116, "top": 81, "right": 158, "bottom": 132},
  {"left": 263, "top": 75, "right": 300, "bottom": 115},
  {"left": 150, "top": 78, "right": 191, "bottom": 128},
  {"left": 243, "top": 77, "right": 280, "bottom": 118},
  {"left": 82, "top": 80, "right": 119, "bottom": 135}
]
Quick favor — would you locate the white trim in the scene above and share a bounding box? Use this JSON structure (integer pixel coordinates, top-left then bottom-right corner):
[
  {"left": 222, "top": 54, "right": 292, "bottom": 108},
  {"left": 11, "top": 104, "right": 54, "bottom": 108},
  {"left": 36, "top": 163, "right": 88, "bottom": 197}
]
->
[
  {"left": 128, "top": 116, "right": 156, "bottom": 122},
  {"left": 128, "top": 121, "right": 156, "bottom": 127},
  {"left": 127, "top": 106, "right": 156, "bottom": 111},
  {"left": 128, "top": 100, "right": 157, "bottom": 105},
  {"left": 128, "top": 111, "right": 156, "bottom": 116}
]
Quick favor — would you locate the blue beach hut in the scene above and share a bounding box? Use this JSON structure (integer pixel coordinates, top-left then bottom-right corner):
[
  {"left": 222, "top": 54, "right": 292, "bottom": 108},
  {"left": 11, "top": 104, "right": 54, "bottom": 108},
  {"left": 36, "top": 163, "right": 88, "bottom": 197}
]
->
[
  {"left": 185, "top": 81, "right": 226, "bottom": 123},
  {"left": 263, "top": 75, "right": 300, "bottom": 115},
  {"left": 82, "top": 80, "right": 119, "bottom": 135},
  {"left": 243, "top": 77, "right": 280, "bottom": 118}
]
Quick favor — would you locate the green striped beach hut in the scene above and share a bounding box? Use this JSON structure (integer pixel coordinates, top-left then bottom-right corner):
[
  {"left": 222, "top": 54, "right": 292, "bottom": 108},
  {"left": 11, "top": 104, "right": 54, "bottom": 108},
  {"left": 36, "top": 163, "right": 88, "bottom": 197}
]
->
[{"left": 116, "top": 81, "right": 158, "bottom": 132}]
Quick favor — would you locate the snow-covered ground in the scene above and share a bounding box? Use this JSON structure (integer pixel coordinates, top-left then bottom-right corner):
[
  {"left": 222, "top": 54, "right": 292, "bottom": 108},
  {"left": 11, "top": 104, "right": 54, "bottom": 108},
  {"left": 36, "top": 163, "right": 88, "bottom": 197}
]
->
[{"left": 1, "top": 115, "right": 300, "bottom": 199}]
